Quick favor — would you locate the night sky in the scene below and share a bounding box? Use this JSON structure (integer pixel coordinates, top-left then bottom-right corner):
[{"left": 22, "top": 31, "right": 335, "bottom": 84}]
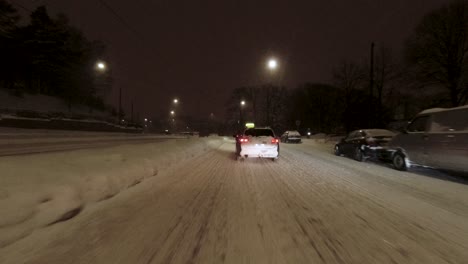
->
[{"left": 17, "top": 0, "right": 449, "bottom": 119}]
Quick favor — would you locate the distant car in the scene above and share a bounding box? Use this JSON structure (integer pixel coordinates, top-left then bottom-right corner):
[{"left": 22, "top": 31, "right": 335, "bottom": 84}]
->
[
  {"left": 334, "top": 129, "right": 396, "bottom": 161},
  {"left": 280, "top": 130, "right": 302, "bottom": 143},
  {"left": 386, "top": 105, "right": 468, "bottom": 172},
  {"left": 235, "top": 127, "right": 279, "bottom": 161}
]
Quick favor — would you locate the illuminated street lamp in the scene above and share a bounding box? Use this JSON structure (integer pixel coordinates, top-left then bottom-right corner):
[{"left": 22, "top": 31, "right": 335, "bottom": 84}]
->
[
  {"left": 240, "top": 100, "right": 246, "bottom": 106},
  {"left": 144, "top": 118, "right": 148, "bottom": 122},
  {"left": 267, "top": 58, "right": 278, "bottom": 70},
  {"left": 173, "top": 98, "right": 179, "bottom": 104},
  {"left": 170, "top": 110, "right": 175, "bottom": 115},
  {"left": 96, "top": 61, "right": 106, "bottom": 71}
]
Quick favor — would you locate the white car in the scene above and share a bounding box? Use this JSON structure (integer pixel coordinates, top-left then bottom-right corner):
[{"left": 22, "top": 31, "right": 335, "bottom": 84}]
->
[{"left": 235, "top": 127, "right": 279, "bottom": 161}]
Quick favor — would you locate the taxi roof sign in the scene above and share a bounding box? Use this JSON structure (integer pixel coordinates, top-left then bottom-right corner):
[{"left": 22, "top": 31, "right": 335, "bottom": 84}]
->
[{"left": 245, "top": 122, "right": 255, "bottom": 128}]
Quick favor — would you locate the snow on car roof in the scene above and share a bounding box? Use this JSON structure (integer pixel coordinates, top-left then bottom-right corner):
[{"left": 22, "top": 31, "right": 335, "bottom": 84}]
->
[{"left": 419, "top": 105, "right": 468, "bottom": 115}]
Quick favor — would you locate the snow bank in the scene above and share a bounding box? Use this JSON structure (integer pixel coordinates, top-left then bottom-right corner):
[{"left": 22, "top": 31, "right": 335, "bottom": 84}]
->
[
  {"left": 306, "top": 133, "right": 343, "bottom": 144},
  {"left": 0, "top": 138, "right": 221, "bottom": 248}
]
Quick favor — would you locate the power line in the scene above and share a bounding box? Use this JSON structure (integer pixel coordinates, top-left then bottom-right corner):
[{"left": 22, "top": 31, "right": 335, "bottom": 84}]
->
[
  {"left": 95, "top": 0, "right": 170, "bottom": 117},
  {"left": 97, "top": 0, "right": 144, "bottom": 40},
  {"left": 8, "top": 0, "right": 31, "bottom": 12}
]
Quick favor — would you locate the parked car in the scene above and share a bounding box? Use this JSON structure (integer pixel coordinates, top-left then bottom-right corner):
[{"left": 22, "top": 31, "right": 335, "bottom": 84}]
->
[
  {"left": 280, "top": 130, "right": 302, "bottom": 143},
  {"left": 235, "top": 127, "right": 279, "bottom": 161},
  {"left": 334, "top": 129, "right": 396, "bottom": 161},
  {"left": 386, "top": 105, "right": 468, "bottom": 172}
]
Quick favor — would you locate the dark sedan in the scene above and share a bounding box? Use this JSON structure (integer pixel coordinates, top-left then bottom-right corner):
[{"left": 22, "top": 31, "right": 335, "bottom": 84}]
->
[{"left": 334, "top": 129, "right": 395, "bottom": 161}]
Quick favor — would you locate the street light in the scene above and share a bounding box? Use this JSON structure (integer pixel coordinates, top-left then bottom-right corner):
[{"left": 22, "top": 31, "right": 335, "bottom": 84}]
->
[
  {"left": 240, "top": 100, "right": 246, "bottom": 106},
  {"left": 170, "top": 110, "right": 175, "bottom": 115},
  {"left": 96, "top": 61, "right": 106, "bottom": 71},
  {"left": 144, "top": 118, "right": 148, "bottom": 122},
  {"left": 267, "top": 58, "right": 278, "bottom": 70},
  {"left": 173, "top": 98, "right": 179, "bottom": 104}
]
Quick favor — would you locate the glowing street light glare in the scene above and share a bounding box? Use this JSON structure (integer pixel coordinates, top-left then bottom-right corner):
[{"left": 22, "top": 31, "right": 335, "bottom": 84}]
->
[
  {"left": 173, "top": 98, "right": 179, "bottom": 104},
  {"left": 240, "top": 100, "right": 246, "bottom": 106},
  {"left": 170, "top": 110, "right": 175, "bottom": 115},
  {"left": 267, "top": 59, "right": 278, "bottom": 70},
  {"left": 96, "top": 61, "right": 106, "bottom": 71}
]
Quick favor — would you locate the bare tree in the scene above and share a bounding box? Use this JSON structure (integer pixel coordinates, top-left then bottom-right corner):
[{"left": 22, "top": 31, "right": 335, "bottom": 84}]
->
[
  {"left": 332, "top": 60, "right": 365, "bottom": 99},
  {"left": 365, "top": 46, "right": 405, "bottom": 125},
  {"left": 405, "top": 0, "right": 468, "bottom": 106},
  {"left": 332, "top": 61, "right": 365, "bottom": 131},
  {"left": 225, "top": 85, "right": 288, "bottom": 133}
]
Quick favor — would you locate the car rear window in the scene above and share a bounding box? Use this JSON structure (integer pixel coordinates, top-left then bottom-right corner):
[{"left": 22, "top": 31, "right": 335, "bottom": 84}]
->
[
  {"left": 288, "top": 131, "right": 301, "bottom": 136},
  {"left": 245, "top": 129, "right": 274, "bottom": 137}
]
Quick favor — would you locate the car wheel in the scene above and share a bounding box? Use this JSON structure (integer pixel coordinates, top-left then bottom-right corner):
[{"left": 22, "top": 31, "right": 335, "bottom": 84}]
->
[
  {"left": 354, "top": 147, "right": 363, "bottom": 162},
  {"left": 392, "top": 152, "right": 407, "bottom": 171},
  {"left": 334, "top": 145, "right": 341, "bottom": 156}
]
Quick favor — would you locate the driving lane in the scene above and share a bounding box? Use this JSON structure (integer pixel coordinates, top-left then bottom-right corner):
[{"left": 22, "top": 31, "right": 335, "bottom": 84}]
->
[{"left": 1, "top": 139, "right": 468, "bottom": 264}]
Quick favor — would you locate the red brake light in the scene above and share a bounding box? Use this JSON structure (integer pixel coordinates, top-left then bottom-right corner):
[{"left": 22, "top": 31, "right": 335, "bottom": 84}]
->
[
  {"left": 271, "top": 138, "right": 279, "bottom": 144},
  {"left": 240, "top": 137, "right": 249, "bottom": 143}
]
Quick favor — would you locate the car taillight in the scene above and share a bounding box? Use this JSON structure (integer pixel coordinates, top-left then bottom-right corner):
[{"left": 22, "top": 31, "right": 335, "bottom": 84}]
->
[
  {"left": 271, "top": 138, "right": 279, "bottom": 144},
  {"left": 240, "top": 137, "right": 249, "bottom": 143}
]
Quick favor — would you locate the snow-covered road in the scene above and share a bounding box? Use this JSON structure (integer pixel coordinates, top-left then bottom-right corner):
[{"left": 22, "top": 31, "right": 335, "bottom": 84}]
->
[{"left": 1, "top": 138, "right": 468, "bottom": 263}]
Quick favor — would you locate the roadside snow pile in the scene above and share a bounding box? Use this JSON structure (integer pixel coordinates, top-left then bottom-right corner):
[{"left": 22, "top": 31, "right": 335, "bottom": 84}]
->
[
  {"left": 307, "top": 133, "right": 343, "bottom": 144},
  {"left": 0, "top": 138, "right": 221, "bottom": 248}
]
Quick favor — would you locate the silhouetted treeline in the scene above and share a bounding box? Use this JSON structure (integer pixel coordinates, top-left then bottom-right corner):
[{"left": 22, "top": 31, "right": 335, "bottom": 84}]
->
[
  {"left": 225, "top": 83, "right": 377, "bottom": 134},
  {"left": 0, "top": 1, "right": 112, "bottom": 112},
  {"left": 225, "top": 85, "right": 288, "bottom": 133}
]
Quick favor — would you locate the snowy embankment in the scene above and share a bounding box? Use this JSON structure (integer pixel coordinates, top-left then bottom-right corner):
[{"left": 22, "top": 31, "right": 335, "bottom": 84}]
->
[
  {"left": 307, "top": 133, "right": 343, "bottom": 143},
  {"left": 0, "top": 128, "right": 188, "bottom": 156},
  {"left": 302, "top": 133, "right": 342, "bottom": 145},
  {"left": 0, "top": 137, "right": 222, "bottom": 248}
]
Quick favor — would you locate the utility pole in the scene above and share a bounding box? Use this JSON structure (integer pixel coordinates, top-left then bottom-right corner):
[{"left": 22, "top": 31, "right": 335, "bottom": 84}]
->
[
  {"left": 369, "top": 42, "right": 375, "bottom": 127},
  {"left": 239, "top": 106, "right": 243, "bottom": 131},
  {"left": 118, "top": 86, "right": 122, "bottom": 123},
  {"left": 131, "top": 101, "right": 134, "bottom": 123}
]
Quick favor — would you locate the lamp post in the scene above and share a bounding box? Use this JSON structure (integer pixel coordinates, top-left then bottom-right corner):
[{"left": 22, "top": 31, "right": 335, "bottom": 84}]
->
[
  {"left": 239, "top": 100, "right": 246, "bottom": 130},
  {"left": 170, "top": 111, "right": 176, "bottom": 132},
  {"left": 172, "top": 98, "right": 179, "bottom": 131}
]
